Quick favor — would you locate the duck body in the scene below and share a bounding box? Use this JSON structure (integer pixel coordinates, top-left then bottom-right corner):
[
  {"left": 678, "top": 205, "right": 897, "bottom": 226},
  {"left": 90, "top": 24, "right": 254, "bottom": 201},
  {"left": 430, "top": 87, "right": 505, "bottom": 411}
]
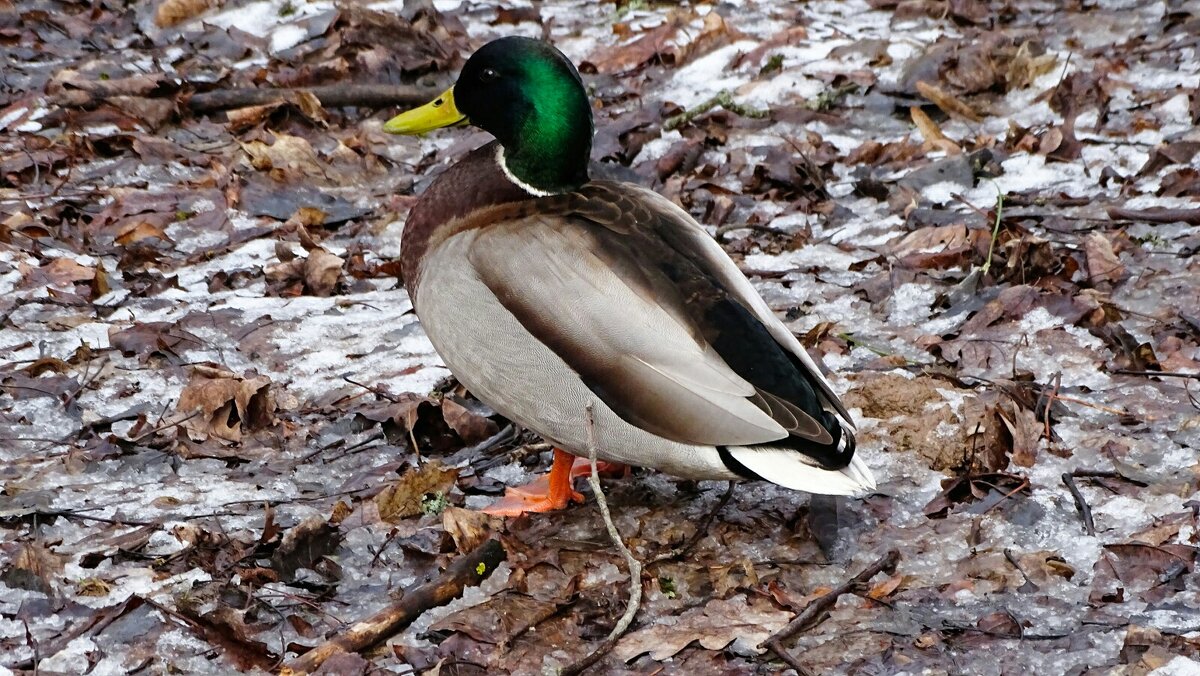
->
[{"left": 400, "top": 139, "right": 874, "bottom": 495}]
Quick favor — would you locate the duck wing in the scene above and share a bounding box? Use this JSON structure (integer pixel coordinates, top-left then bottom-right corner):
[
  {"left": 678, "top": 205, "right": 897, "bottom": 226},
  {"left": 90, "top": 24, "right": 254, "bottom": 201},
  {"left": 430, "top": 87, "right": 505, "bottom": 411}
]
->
[{"left": 466, "top": 180, "right": 856, "bottom": 470}]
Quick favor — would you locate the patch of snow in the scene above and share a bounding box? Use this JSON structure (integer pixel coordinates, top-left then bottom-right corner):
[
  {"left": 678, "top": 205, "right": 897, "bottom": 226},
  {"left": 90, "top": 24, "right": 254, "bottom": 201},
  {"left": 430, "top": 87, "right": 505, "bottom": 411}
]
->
[{"left": 1151, "top": 656, "right": 1200, "bottom": 676}]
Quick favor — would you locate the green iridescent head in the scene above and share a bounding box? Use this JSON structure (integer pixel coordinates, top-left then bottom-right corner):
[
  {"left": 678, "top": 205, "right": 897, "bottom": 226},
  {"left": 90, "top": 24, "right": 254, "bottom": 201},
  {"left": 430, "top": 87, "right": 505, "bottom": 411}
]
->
[{"left": 385, "top": 37, "right": 593, "bottom": 195}]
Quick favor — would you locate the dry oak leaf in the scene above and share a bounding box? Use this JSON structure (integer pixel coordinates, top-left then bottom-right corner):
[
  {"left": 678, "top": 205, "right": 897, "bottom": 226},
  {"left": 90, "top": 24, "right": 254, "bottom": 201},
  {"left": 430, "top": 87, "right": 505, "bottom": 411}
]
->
[
  {"left": 615, "top": 593, "right": 791, "bottom": 661},
  {"left": 374, "top": 461, "right": 459, "bottom": 523},
  {"left": 241, "top": 134, "right": 325, "bottom": 179},
  {"left": 19, "top": 257, "right": 95, "bottom": 288},
  {"left": 442, "top": 506, "right": 490, "bottom": 554},
  {"left": 265, "top": 246, "right": 345, "bottom": 296},
  {"left": 583, "top": 10, "right": 731, "bottom": 74},
  {"left": 1083, "top": 231, "right": 1125, "bottom": 285},
  {"left": 176, "top": 365, "right": 275, "bottom": 443},
  {"left": 303, "top": 247, "right": 344, "bottom": 296}
]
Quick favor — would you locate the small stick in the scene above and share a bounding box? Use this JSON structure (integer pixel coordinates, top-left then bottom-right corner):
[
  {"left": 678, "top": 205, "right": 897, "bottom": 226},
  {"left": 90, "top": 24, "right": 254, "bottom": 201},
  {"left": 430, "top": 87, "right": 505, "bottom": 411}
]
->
[
  {"left": 1112, "top": 370, "right": 1200, "bottom": 380},
  {"left": 649, "top": 481, "right": 734, "bottom": 566},
  {"left": 1047, "top": 392, "right": 1127, "bottom": 417},
  {"left": 1106, "top": 206, "right": 1200, "bottom": 225},
  {"left": 1061, "top": 473, "right": 1096, "bottom": 536},
  {"left": 1071, "top": 469, "right": 1146, "bottom": 485},
  {"left": 186, "top": 83, "right": 443, "bottom": 113},
  {"left": 280, "top": 538, "right": 506, "bottom": 675},
  {"left": 759, "top": 549, "right": 900, "bottom": 671},
  {"left": 1003, "top": 548, "right": 1037, "bottom": 589},
  {"left": 663, "top": 90, "right": 769, "bottom": 130},
  {"left": 341, "top": 376, "right": 400, "bottom": 403},
  {"left": 560, "top": 404, "right": 644, "bottom": 676}
]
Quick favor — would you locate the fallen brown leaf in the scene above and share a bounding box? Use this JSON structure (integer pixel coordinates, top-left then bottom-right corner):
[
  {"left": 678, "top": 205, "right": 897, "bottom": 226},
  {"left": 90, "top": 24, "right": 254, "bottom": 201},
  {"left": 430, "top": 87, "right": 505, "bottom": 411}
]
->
[
  {"left": 374, "top": 461, "right": 459, "bottom": 523},
  {"left": 271, "top": 514, "right": 341, "bottom": 580},
  {"left": 175, "top": 365, "right": 276, "bottom": 443},
  {"left": 615, "top": 594, "right": 791, "bottom": 661},
  {"left": 583, "top": 11, "right": 731, "bottom": 75},
  {"left": 916, "top": 80, "right": 981, "bottom": 122},
  {"left": 1083, "top": 232, "right": 1125, "bottom": 285},
  {"left": 0, "top": 541, "right": 66, "bottom": 594},
  {"left": 441, "top": 395, "right": 499, "bottom": 444},
  {"left": 241, "top": 134, "right": 325, "bottom": 179}
]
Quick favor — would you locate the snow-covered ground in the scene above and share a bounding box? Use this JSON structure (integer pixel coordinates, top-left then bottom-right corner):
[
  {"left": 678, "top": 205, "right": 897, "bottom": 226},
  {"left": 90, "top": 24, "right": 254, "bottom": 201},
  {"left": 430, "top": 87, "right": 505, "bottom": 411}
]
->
[{"left": 1, "top": 0, "right": 1198, "bottom": 673}]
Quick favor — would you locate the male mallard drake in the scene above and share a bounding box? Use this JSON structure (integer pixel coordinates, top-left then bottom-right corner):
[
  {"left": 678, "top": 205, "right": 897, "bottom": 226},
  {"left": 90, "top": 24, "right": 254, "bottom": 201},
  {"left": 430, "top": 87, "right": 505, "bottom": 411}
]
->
[{"left": 384, "top": 36, "right": 874, "bottom": 515}]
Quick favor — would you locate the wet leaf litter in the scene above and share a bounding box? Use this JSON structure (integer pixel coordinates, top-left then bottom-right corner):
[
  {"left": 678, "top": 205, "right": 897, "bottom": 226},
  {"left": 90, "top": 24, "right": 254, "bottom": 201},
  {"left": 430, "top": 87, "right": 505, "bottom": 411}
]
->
[{"left": 1, "top": 0, "right": 1199, "bottom": 674}]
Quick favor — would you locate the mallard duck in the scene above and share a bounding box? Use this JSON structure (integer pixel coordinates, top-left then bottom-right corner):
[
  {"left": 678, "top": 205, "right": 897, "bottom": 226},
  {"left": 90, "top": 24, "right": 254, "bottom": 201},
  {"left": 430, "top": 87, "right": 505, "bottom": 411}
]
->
[{"left": 383, "top": 36, "right": 874, "bottom": 515}]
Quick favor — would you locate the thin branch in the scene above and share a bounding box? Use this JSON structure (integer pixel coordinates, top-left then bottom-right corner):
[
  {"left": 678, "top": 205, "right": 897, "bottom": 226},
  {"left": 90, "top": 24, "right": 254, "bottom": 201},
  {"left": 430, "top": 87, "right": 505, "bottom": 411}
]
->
[
  {"left": 1106, "top": 206, "right": 1200, "bottom": 225},
  {"left": 980, "top": 185, "right": 1005, "bottom": 278},
  {"left": 649, "top": 481, "right": 734, "bottom": 566},
  {"left": 561, "top": 403, "right": 644, "bottom": 676},
  {"left": 281, "top": 538, "right": 506, "bottom": 675},
  {"left": 340, "top": 376, "right": 400, "bottom": 403},
  {"left": 186, "top": 84, "right": 440, "bottom": 113},
  {"left": 759, "top": 549, "right": 900, "bottom": 672},
  {"left": 1061, "top": 472, "right": 1096, "bottom": 536},
  {"left": 663, "top": 90, "right": 769, "bottom": 130},
  {"left": 1112, "top": 370, "right": 1200, "bottom": 380}
]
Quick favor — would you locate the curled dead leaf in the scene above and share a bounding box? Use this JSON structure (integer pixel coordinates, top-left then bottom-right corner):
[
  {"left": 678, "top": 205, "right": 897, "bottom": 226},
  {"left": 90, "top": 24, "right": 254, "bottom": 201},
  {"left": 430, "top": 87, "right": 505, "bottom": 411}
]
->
[
  {"left": 1083, "top": 232, "right": 1125, "bottom": 285},
  {"left": 441, "top": 396, "right": 500, "bottom": 444},
  {"left": 442, "top": 506, "right": 491, "bottom": 554},
  {"left": 115, "top": 220, "right": 173, "bottom": 246},
  {"left": 175, "top": 366, "right": 276, "bottom": 443},
  {"left": 915, "top": 80, "right": 981, "bottom": 122},
  {"left": 241, "top": 134, "right": 325, "bottom": 180},
  {"left": 866, "top": 573, "right": 905, "bottom": 600},
  {"left": 20, "top": 257, "right": 95, "bottom": 289},
  {"left": 302, "top": 247, "right": 344, "bottom": 297}
]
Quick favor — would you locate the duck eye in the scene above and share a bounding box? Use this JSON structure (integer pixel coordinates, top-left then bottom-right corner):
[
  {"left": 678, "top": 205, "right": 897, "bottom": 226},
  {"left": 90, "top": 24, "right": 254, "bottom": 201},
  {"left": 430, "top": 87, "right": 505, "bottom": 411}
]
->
[{"left": 480, "top": 68, "right": 500, "bottom": 82}]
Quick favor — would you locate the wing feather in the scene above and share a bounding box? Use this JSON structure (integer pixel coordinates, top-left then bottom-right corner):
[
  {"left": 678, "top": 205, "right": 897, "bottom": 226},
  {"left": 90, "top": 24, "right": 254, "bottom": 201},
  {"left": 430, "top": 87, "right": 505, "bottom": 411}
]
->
[{"left": 468, "top": 217, "right": 789, "bottom": 446}]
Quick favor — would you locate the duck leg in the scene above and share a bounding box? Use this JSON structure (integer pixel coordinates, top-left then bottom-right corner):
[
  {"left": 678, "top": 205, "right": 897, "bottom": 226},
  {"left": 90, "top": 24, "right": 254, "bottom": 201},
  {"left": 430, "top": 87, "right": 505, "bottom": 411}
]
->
[
  {"left": 568, "top": 457, "right": 630, "bottom": 480},
  {"left": 482, "top": 447, "right": 585, "bottom": 516}
]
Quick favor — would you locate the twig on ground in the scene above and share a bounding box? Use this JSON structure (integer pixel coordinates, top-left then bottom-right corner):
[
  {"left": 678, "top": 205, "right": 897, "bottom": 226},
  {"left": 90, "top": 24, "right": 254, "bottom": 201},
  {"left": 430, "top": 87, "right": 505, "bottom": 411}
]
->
[
  {"left": 1036, "top": 372, "right": 1062, "bottom": 442},
  {"left": 1061, "top": 472, "right": 1096, "bottom": 536},
  {"left": 663, "top": 90, "right": 769, "bottom": 130},
  {"left": 1106, "top": 206, "right": 1200, "bottom": 225},
  {"left": 1046, "top": 392, "right": 1127, "bottom": 417},
  {"left": 560, "top": 403, "right": 644, "bottom": 676},
  {"left": 649, "top": 481, "right": 734, "bottom": 566},
  {"left": 128, "top": 410, "right": 201, "bottom": 443},
  {"left": 280, "top": 538, "right": 506, "bottom": 675},
  {"left": 980, "top": 186, "right": 1005, "bottom": 278},
  {"left": 341, "top": 376, "right": 400, "bottom": 403},
  {"left": 759, "top": 549, "right": 900, "bottom": 673},
  {"left": 1112, "top": 370, "right": 1200, "bottom": 379},
  {"left": 1071, "top": 469, "right": 1149, "bottom": 487},
  {"left": 1003, "top": 548, "right": 1038, "bottom": 590},
  {"left": 187, "top": 83, "right": 441, "bottom": 113}
]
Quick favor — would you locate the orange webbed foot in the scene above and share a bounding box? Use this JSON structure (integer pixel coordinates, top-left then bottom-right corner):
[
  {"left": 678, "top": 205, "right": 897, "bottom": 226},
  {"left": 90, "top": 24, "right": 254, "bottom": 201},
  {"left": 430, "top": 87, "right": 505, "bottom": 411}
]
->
[{"left": 481, "top": 448, "right": 586, "bottom": 516}]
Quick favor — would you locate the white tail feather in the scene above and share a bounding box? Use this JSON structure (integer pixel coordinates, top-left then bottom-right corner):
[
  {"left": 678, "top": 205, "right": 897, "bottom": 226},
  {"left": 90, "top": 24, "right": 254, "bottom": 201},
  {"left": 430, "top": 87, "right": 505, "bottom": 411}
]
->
[{"left": 726, "top": 447, "right": 876, "bottom": 496}]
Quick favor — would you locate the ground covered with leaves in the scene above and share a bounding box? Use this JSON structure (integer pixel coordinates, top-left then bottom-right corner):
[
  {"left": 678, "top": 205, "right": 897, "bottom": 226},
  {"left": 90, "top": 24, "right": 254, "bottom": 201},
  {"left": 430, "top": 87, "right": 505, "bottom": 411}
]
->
[{"left": 2, "top": 0, "right": 1199, "bottom": 673}]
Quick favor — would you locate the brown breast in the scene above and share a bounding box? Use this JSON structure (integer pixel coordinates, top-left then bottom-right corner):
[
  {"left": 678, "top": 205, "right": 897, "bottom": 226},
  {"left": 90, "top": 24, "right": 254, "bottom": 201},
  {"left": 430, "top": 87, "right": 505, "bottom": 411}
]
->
[{"left": 400, "top": 141, "right": 532, "bottom": 296}]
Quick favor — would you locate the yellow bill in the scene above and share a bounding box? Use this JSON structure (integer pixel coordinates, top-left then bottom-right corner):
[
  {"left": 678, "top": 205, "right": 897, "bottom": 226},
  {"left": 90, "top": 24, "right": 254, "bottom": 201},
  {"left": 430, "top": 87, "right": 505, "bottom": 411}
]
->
[{"left": 383, "top": 87, "right": 467, "bottom": 135}]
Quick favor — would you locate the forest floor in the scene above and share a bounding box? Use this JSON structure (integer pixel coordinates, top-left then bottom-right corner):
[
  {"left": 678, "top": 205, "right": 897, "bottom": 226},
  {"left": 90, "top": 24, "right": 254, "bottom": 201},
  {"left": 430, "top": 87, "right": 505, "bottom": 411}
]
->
[{"left": 2, "top": 0, "right": 1200, "bottom": 674}]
